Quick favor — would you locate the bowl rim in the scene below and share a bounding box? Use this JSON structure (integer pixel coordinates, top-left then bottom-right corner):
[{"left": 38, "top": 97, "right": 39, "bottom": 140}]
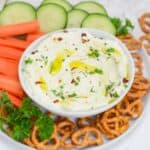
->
[{"left": 18, "top": 28, "right": 135, "bottom": 117}]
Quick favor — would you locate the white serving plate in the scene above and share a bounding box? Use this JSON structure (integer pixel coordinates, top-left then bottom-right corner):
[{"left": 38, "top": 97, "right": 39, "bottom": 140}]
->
[{"left": 0, "top": 0, "right": 150, "bottom": 150}]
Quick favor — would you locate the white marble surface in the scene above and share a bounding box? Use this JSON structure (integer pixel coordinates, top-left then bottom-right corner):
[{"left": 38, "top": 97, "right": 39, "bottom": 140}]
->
[{"left": 0, "top": 0, "right": 150, "bottom": 150}]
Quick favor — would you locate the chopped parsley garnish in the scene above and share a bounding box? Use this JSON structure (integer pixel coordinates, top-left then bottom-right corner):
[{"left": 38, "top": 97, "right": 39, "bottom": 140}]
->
[
  {"left": 111, "top": 18, "right": 134, "bottom": 36},
  {"left": 0, "top": 91, "right": 54, "bottom": 141},
  {"left": 112, "top": 92, "right": 119, "bottom": 98},
  {"left": 35, "top": 55, "right": 48, "bottom": 66},
  {"left": 124, "top": 84, "right": 128, "bottom": 88},
  {"left": 105, "top": 82, "right": 114, "bottom": 96},
  {"left": 88, "top": 47, "right": 99, "bottom": 58},
  {"left": 76, "top": 76, "right": 80, "bottom": 82},
  {"left": 51, "top": 89, "right": 65, "bottom": 100},
  {"left": 24, "top": 58, "right": 33, "bottom": 64},
  {"left": 106, "top": 48, "right": 115, "bottom": 53},
  {"left": 89, "top": 68, "right": 103, "bottom": 75},
  {"left": 90, "top": 87, "right": 96, "bottom": 93},
  {"left": 68, "top": 93, "right": 77, "bottom": 98},
  {"left": 60, "top": 85, "right": 64, "bottom": 89}
]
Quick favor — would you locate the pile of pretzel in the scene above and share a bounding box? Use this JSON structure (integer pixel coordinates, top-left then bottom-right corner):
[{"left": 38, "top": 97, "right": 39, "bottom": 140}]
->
[
  {"left": 139, "top": 13, "right": 150, "bottom": 55},
  {"left": 118, "top": 13, "right": 150, "bottom": 55},
  {"left": 23, "top": 52, "right": 150, "bottom": 150}
]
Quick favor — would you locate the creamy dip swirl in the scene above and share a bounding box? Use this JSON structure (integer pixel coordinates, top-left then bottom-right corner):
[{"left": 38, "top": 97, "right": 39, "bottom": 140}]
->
[{"left": 22, "top": 31, "right": 129, "bottom": 111}]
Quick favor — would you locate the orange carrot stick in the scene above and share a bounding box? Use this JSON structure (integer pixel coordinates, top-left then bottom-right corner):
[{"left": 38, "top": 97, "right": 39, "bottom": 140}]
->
[
  {"left": 9, "top": 94, "right": 22, "bottom": 107},
  {"left": 0, "top": 58, "right": 18, "bottom": 78},
  {"left": 0, "top": 38, "right": 30, "bottom": 49},
  {"left": 0, "top": 75, "right": 24, "bottom": 98},
  {"left": 0, "top": 21, "right": 40, "bottom": 37},
  {"left": 0, "top": 46, "right": 23, "bottom": 60},
  {"left": 26, "top": 32, "right": 44, "bottom": 42}
]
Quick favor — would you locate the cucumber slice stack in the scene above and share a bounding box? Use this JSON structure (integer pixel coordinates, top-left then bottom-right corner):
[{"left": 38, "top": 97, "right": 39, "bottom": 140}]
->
[
  {"left": 0, "top": 0, "right": 117, "bottom": 35},
  {"left": 42, "top": 0, "right": 72, "bottom": 11},
  {"left": 0, "top": 2, "right": 36, "bottom": 25},
  {"left": 74, "top": 1, "right": 107, "bottom": 15},
  {"left": 37, "top": 4, "right": 67, "bottom": 32},
  {"left": 67, "top": 9, "right": 88, "bottom": 28},
  {"left": 82, "top": 14, "right": 116, "bottom": 35}
]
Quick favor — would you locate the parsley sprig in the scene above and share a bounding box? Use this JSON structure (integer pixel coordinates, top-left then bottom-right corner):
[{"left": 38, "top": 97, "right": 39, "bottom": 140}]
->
[
  {"left": 111, "top": 18, "right": 134, "bottom": 35},
  {"left": 0, "top": 91, "right": 54, "bottom": 141}
]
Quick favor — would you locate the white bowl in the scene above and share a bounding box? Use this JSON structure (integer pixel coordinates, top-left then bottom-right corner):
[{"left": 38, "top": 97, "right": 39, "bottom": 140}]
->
[{"left": 19, "top": 28, "right": 135, "bottom": 117}]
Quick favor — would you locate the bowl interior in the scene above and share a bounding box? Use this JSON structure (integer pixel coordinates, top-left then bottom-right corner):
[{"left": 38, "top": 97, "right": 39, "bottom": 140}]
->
[{"left": 19, "top": 28, "right": 135, "bottom": 117}]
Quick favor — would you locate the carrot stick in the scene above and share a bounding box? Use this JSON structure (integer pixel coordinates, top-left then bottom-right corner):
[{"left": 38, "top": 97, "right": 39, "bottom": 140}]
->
[
  {"left": 0, "top": 75, "right": 24, "bottom": 98},
  {"left": 0, "top": 38, "right": 30, "bottom": 49},
  {"left": 0, "top": 59, "right": 18, "bottom": 78},
  {"left": 0, "top": 21, "right": 40, "bottom": 37},
  {"left": 26, "top": 32, "right": 44, "bottom": 42},
  {"left": 9, "top": 94, "right": 22, "bottom": 107},
  {"left": 0, "top": 46, "right": 23, "bottom": 60}
]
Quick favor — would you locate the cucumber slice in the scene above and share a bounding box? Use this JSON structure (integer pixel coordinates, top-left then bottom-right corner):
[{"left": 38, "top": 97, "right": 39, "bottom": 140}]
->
[
  {"left": 37, "top": 4, "right": 67, "bottom": 32},
  {"left": 0, "top": 2, "right": 36, "bottom": 25},
  {"left": 81, "top": 14, "right": 116, "bottom": 35},
  {"left": 42, "top": 0, "right": 72, "bottom": 11},
  {"left": 67, "top": 9, "right": 88, "bottom": 28},
  {"left": 74, "top": 1, "right": 107, "bottom": 15}
]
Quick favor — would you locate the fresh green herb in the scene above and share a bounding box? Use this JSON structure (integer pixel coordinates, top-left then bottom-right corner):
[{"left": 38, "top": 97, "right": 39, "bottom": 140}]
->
[
  {"left": 76, "top": 76, "right": 80, "bottom": 82},
  {"left": 75, "top": 82, "right": 79, "bottom": 86},
  {"left": 20, "top": 98, "right": 41, "bottom": 118},
  {"left": 105, "top": 83, "right": 114, "bottom": 96},
  {"left": 90, "top": 87, "right": 95, "bottom": 93},
  {"left": 0, "top": 91, "right": 54, "bottom": 141},
  {"left": 0, "top": 116, "right": 5, "bottom": 132},
  {"left": 111, "top": 18, "right": 134, "bottom": 36},
  {"left": 10, "top": 119, "right": 32, "bottom": 141},
  {"left": 88, "top": 47, "right": 99, "bottom": 58},
  {"left": 51, "top": 89, "right": 57, "bottom": 95},
  {"left": 60, "top": 85, "right": 64, "bottom": 89},
  {"left": 36, "top": 55, "right": 48, "bottom": 66},
  {"left": 112, "top": 92, "right": 119, "bottom": 98},
  {"left": 89, "top": 68, "right": 103, "bottom": 75},
  {"left": 24, "top": 58, "right": 33, "bottom": 64},
  {"left": 124, "top": 84, "right": 128, "bottom": 88},
  {"left": 68, "top": 93, "right": 77, "bottom": 97},
  {"left": 36, "top": 114, "right": 54, "bottom": 140},
  {"left": 106, "top": 48, "right": 115, "bottom": 53},
  {"left": 51, "top": 89, "right": 65, "bottom": 100}
]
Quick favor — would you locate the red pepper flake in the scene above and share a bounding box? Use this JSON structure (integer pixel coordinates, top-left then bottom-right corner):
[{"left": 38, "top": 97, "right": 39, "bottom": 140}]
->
[
  {"left": 31, "top": 50, "right": 38, "bottom": 55},
  {"left": 58, "top": 79, "right": 62, "bottom": 83},
  {"left": 35, "top": 81, "right": 43, "bottom": 84},
  {"left": 123, "top": 78, "right": 129, "bottom": 83},
  {"left": 71, "top": 79, "right": 76, "bottom": 84},
  {"left": 63, "top": 29, "right": 68, "bottom": 33},
  {"left": 81, "top": 33, "right": 87, "bottom": 37},
  {"left": 58, "top": 37, "right": 63, "bottom": 41},
  {"left": 81, "top": 39, "right": 90, "bottom": 44},
  {"left": 53, "top": 99, "right": 60, "bottom": 103},
  {"left": 53, "top": 37, "right": 63, "bottom": 42}
]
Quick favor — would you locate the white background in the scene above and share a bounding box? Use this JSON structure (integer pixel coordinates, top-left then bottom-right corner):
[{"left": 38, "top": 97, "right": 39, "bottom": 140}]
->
[{"left": 0, "top": 0, "right": 150, "bottom": 150}]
